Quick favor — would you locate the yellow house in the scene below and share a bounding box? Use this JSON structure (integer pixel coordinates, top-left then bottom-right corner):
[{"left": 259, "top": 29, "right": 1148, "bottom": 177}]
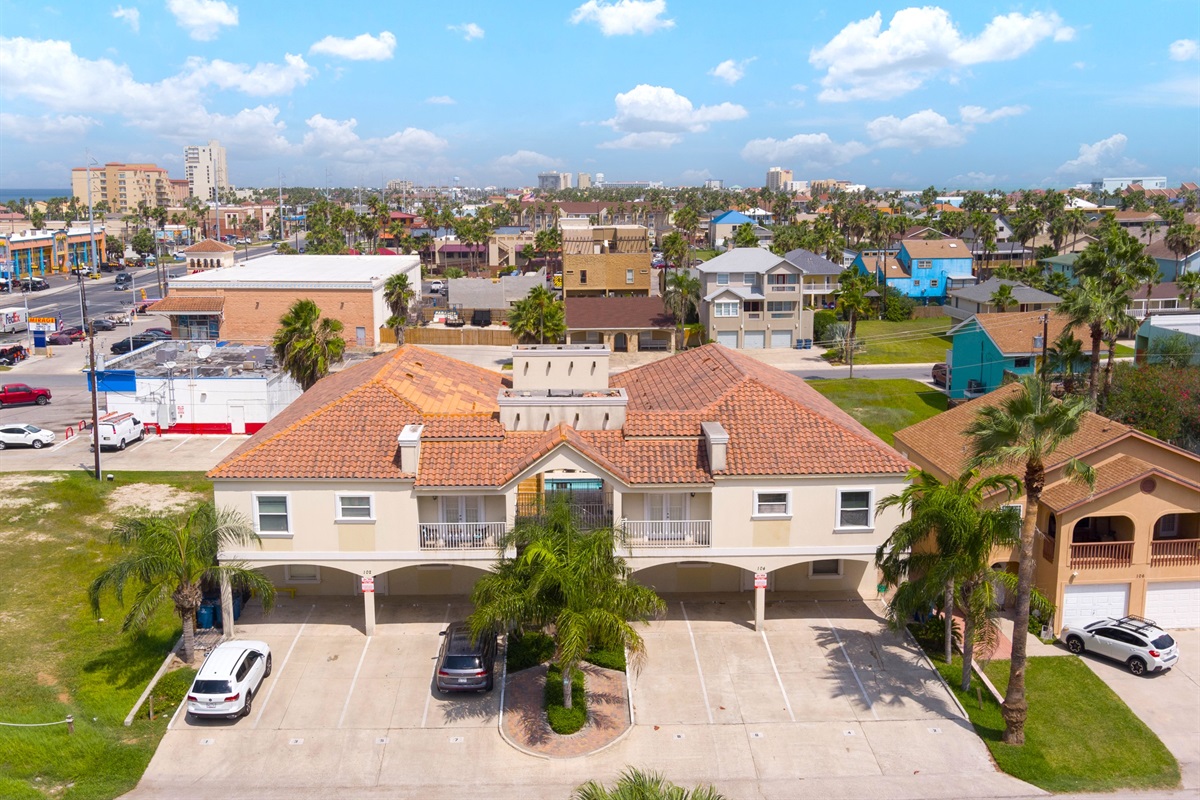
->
[{"left": 894, "top": 384, "right": 1200, "bottom": 633}]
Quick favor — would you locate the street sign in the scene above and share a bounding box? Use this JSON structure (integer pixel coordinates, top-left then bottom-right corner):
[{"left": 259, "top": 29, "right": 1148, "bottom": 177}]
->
[
  {"left": 361, "top": 576, "right": 375, "bottom": 593},
  {"left": 754, "top": 572, "right": 767, "bottom": 589}
]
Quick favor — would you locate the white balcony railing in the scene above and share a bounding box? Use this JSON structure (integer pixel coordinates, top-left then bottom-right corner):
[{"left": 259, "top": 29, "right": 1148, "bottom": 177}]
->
[
  {"left": 623, "top": 519, "right": 712, "bottom": 548},
  {"left": 419, "top": 522, "right": 506, "bottom": 550},
  {"left": 768, "top": 284, "right": 798, "bottom": 292}
]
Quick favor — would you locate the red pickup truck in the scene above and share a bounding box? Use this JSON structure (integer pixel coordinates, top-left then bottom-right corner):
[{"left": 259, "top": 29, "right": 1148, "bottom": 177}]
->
[{"left": 0, "top": 383, "right": 52, "bottom": 407}]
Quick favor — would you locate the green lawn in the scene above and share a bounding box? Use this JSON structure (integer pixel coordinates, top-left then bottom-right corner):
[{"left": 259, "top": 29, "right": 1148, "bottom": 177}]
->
[
  {"left": 845, "top": 318, "right": 955, "bottom": 365},
  {"left": 0, "top": 471, "right": 213, "bottom": 800},
  {"left": 807, "top": 378, "right": 946, "bottom": 445},
  {"left": 933, "top": 656, "right": 1179, "bottom": 794}
]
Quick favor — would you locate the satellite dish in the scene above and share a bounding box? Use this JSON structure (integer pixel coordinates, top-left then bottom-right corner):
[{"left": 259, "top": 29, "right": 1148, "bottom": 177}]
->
[
  {"left": 197, "top": 345, "right": 213, "bottom": 360},
  {"left": 163, "top": 361, "right": 177, "bottom": 369}
]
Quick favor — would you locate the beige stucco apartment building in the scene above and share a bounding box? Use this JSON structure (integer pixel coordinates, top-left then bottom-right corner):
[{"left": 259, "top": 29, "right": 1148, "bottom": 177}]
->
[
  {"left": 696, "top": 247, "right": 815, "bottom": 350},
  {"left": 206, "top": 343, "right": 912, "bottom": 635}
]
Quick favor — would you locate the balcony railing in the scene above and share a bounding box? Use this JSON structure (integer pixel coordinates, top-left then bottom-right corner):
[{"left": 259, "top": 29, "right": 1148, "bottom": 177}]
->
[
  {"left": 1150, "top": 538, "right": 1200, "bottom": 567},
  {"left": 516, "top": 491, "right": 612, "bottom": 528},
  {"left": 767, "top": 284, "right": 798, "bottom": 292},
  {"left": 1069, "top": 541, "right": 1133, "bottom": 569},
  {"left": 623, "top": 519, "right": 712, "bottom": 548},
  {"left": 419, "top": 522, "right": 506, "bottom": 550}
]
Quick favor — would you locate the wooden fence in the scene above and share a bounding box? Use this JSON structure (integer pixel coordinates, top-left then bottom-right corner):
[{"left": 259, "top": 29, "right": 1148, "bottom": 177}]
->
[{"left": 389, "top": 326, "right": 519, "bottom": 346}]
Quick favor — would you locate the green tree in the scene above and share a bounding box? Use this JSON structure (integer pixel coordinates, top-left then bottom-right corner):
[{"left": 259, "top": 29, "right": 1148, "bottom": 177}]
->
[
  {"left": 664, "top": 269, "right": 700, "bottom": 349},
  {"left": 573, "top": 768, "right": 726, "bottom": 800},
  {"left": 508, "top": 285, "right": 565, "bottom": 344},
  {"left": 1178, "top": 270, "right": 1200, "bottom": 309},
  {"left": 1146, "top": 332, "right": 1200, "bottom": 369},
  {"left": 272, "top": 299, "right": 346, "bottom": 391},
  {"left": 834, "top": 268, "right": 872, "bottom": 354},
  {"left": 1060, "top": 277, "right": 1118, "bottom": 402},
  {"left": 989, "top": 282, "right": 1017, "bottom": 312},
  {"left": 1165, "top": 223, "right": 1200, "bottom": 283},
  {"left": 967, "top": 375, "right": 1095, "bottom": 745},
  {"left": 468, "top": 498, "right": 665, "bottom": 711},
  {"left": 383, "top": 272, "right": 415, "bottom": 344},
  {"left": 105, "top": 235, "right": 123, "bottom": 264},
  {"left": 660, "top": 230, "right": 687, "bottom": 270},
  {"left": 88, "top": 502, "right": 276, "bottom": 664},
  {"left": 733, "top": 222, "right": 759, "bottom": 248},
  {"left": 1046, "top": 329, "right": 1085, "bottom": 394}
]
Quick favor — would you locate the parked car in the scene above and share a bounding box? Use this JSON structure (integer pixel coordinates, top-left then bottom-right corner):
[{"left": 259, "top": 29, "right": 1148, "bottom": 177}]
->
[
  {"left": 0, "top": 423, "right": 55, "bottom": 450},
  {"left": 0, "top": 383, "right": 52, "bottom": 407},
  {"left": 45, "top": 333, "right": 72, "bottom": 346},
  {"left": 20, "top": 277, "right": 50, "bottom": 291},
  {"left": 435, "top": 622, "right": 496, "bottom": 693},
  {"left": 429, "top": 280, "right": 445, "bottom": 295},
  {"left": 88, "top": 318, "right": 116, "bottom": 332},
  {"left": 1060, "top": 615, "right": 1179, "bottom": 675},
  {"left": 114, "top": 273, "right": 133, "bottom": 290},
  {"left": 90, "top": 412, "right": 145, "bottom": 451},
  {"left": 110, "top": 335, "right": 162, "bottom": 355},
  {"left": 186, "top": 640, "right": 272, "bottom": 719},
  {"left": 59, "top": 326, "right": 87, "bottom": 342},
  {"left": 931, "top": 363, "right": 948, "bottom": 387}
]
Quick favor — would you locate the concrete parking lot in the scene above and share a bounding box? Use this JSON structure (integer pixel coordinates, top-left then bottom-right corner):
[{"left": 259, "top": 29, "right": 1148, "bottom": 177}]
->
[
  {"left": 0, "top": 426, "right": 249, "bottom": 472},
  {"left": 126, "top": 595, "right": 1036, "bottom": 800}
]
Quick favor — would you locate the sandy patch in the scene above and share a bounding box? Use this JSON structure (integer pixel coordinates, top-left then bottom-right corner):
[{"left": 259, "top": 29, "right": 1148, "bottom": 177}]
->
[
  {"left": 0, "top": 496, "right": 34, "bottom": 510},
  {"left": 107, "top": 484, "right": 204, "bottom": 516},
  {"left": 0, "top": 474, "right": 63, "bottom": 492}
]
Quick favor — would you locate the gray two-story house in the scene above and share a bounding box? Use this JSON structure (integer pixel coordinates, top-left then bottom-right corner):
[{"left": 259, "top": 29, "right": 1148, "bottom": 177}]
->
[{"left": 696, "top": 248, "right": 815, "bottom": 349}]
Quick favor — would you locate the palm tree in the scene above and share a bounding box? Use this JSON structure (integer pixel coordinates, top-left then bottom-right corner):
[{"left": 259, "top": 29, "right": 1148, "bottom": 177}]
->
[
  {"left": 1178, "top": 269, "right": 1200, "bottom": 309},
  {"left": 383, "top": 273, "right": 415, "bottom": 344},
  {"left": 574, "top": 768, "right": 726, "bottom": 800},
  {"left": 990, "top": 282, "right": 1017, "bottom": 312},
  {"left": 834, "top": 269, "right": 872, "bottom": 369},
  {"left": 1059, "top": 277, "right": 1111, "bottom": 402},
  {"left": 966, "top": 375, "right": 1095, "bottom": 745},
  {"left": 664, "top": 268, "right": 700, "bottom": 349},
  {"left": 508, "top": 285, "right": 564, "bottom": 344},
  {"left": 272, "top": 299, "right": 346, "bottom": 391},
  {"left": 1046, "top": 329, "right": 1084, "bottom": 394},
  {"left": 468, "top": 498, "right": 665, "bottom": 711},
  {"left": 1165, "top": 223, "right": 1200, "bottom": 282},
  {"left": 88, "top": 502, "right": 276, "bottom": 664}
]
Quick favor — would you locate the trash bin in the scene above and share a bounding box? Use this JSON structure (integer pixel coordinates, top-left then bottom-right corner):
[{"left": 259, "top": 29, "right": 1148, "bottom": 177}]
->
[
  {"left": 210, "top": 602, "right": 222, "bottom": 628},
  {"left": 232, "top": 594, "right": 243, "bottom": 621},
  {"left": 196, "top": 604, "right": 214, "bottom": 630}
]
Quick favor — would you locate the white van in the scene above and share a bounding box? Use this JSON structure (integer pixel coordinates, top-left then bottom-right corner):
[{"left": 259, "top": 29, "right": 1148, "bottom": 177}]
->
[{"left": 90, "top": 412, "right": 145, "bottom": 451}]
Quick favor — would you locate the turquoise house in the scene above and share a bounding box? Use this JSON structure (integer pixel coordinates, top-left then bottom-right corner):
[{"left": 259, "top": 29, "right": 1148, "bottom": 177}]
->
[{"left": 946, "top": 310, "right": 1080, "bottom": 400}]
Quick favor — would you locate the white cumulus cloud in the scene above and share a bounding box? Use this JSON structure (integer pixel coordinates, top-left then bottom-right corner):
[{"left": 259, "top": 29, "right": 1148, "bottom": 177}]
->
[
  {"left": 188, "top": 53, "right": 313, "bottom": 96},
  {"left": 598, "top": 132, "right": 683, "bottom": 149},
  {"left": 301, "top": 115, "right": 447, "bottom": 164},
  {"left": 1169, "top": 39, "right": 1199, "bottom": 61},
  {"left": 448, "top": 22, "right": 484, "bottom": 41},
  {"left": 494, "top": 150, "right": 560, "bottom": 169},
  {"left": 709, "top": 57, "right": 754, "bottom": 85},
  {"left": 0, "top": 112, "right": 98, "bottom": 141},
  {"left": 310, "top": 31, "right": 396, "bottom": 61},
  {"left": 1056, "top": 133, "right": 1142, "bottom": 175},
  {"left": 959, "top": 104, "right": 1028, "bottom": 124},
  {"left": 167, "top": 0, "right": 238, "bottom": 41},
  {"left": 740, "top": 132, "right": 869, "bottom": 167},
  {"left": 867, "top": 109, "right": 967, "bottom": 150},
  {"left": 112, "top": 5, "right": 140, "bottom": 32},
  {"left": 604, "top": 84, "right": 746, "bottom": 135},
  {"left": 810, "top": 7, "right": 1074, "bottom": 102},
  {"left": 570, "top": 0, "right": 674, "bottom": 36},
  {"left": 425, "top": 95, "right": 456, "bottom": 105}
]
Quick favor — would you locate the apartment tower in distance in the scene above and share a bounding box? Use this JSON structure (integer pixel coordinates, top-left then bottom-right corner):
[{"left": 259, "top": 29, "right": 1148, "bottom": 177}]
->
[
  {"left": 185, "top": 139, "right": 229, "bottom": 200},
  {"left": 70, "top": 162, "right": 172, "bottom": 214},
  {"left": 577, "top": 173, "right": 592, "bottom": 190},
  {"left": 766, "top": 167, "right": 793, "bottom": 192},
  {"left": 538, "top": 171, "right": 571, "bottom": 192}
]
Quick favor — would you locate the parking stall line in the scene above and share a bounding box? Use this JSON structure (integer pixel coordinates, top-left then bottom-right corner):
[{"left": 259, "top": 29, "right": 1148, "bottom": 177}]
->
[
  {"left": 817, "top": 600, "right": 878, "bottom": 721},
  {"left": 679, "top": 601, "right": 714, "bottom": 724},
  {"left": 337, "top": 636, "right": 373, "bottom": 729},
  {"left": 760, "top": 629, "right": 796, "bottom": 722},
  {"left": 421, "top": 603, "right": 452, "bottom": 728},
  {"left": 169, "top": 436, "right": 192, "bottom": 452},
  {"left": 252, "top": 604, "right": 316, "bottom": 729},
  {"left": 210, "top": 436, "right": 231, "bottom": 453}
]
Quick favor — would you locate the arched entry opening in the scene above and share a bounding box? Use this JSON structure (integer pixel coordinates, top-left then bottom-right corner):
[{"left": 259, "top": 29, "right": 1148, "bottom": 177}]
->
[{"left": 613, "top": 332, "right": 628, "bottom": 352}]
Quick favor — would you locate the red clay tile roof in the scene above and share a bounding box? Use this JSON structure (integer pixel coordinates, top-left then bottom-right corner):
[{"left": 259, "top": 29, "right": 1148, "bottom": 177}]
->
[
  {"left": 184, "top": 239, "right": 235, "bottom": 254},
  {"left": 147, "top": 296, "right": 225, "bottom": 313}
]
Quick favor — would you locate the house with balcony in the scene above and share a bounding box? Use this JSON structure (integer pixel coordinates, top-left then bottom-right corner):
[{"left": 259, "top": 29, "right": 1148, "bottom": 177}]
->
[
  {"left": 695, "top": 248, "right": 815, "bottom": 349},
  {"left": 945, "top": 311, "right": 1083, "bottom": 400},
  {"left": 859, "top": 239, "right": 974, "bottom": 303},
  {"left": 206, "top": 343, "right": 911, "bottom": 636},
  {"left": 782, "top": 248, "right": 844, "bottom": 309},
  {"left": 894, "top": 385, "right": 1200, "bottom": 631}
]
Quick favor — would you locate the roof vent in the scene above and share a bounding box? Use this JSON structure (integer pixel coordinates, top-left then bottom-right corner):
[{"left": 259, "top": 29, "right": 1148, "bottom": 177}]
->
[{"left": 949, "top": 243, "right": 957, "bottom": 247}]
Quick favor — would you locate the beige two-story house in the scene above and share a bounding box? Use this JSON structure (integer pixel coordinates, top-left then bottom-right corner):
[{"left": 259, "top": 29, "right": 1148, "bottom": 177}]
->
[
  {"left": 696, "top": 248, "right": 815, "bottom": 349},
  {"left": 207, "top": 343, "right": 911, "bottom": 635}
]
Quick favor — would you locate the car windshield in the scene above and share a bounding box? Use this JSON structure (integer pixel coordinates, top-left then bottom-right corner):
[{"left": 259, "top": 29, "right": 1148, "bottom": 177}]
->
[
  {"left": 442, "top": 655, "right": 482, "bottom": 670},
  {"left": 1152, "top": 634, "right": 1175, "bottom": 649},
  {"left": 22, "top": 426, "right": 39, "bottom": 433},
  {"left": 191, "top": 680, "right": 232, "bottom": 694}
]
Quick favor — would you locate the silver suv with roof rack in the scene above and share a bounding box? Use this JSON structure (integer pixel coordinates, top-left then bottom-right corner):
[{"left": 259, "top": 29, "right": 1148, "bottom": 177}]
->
[{"left": 1060, "top": 615, "right": 1179, "bottom": 675}]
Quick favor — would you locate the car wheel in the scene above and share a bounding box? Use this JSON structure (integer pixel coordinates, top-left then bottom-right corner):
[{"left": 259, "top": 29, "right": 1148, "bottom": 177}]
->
[
  {"left": 118, "top": 439, "right": 126, "bottom": 451},
  {"left": 32, "top": 440, "right": 44, "bottom": 449},
  {"left": 1127, "top": 657, "right": 1147, "bottom": 676},
  {"left": 1065, "top": 635, "right": 1085, "bottom": 654},
  {"left": 484, "top": 673, "right": 494, "bottom": 692},
  {"left": 241, "top": 691, "right": 253, "bottom": 717},
  {"left": 0, "top": 441, "right": 6, "bottom": 450},
  {"left": 35, "top": 396, "right": 48, "bottom": 406},
  {"left": 138, "top": 430, "right": 146, "bottom": 442},
  {"left": 264, "top": 654, "right": 273, "bottom": 677}
]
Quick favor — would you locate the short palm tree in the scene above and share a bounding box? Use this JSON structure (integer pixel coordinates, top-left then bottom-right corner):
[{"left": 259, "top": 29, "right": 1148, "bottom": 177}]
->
[
  {"left": 508, "top": 285, "right": 565, "bottom": 344},
  {"left": 989, "top": 282, "right": 1017, "bottom": 312},
  {"left": 664, "top": 269, "right": 700, "bottom": 349},
  {"left": 573, "top": 768, "right": 726, "bottom": 800},
  {"left": 1046, "top": 329, "right": 1084, "bottom": 394},
  {"left": 383, "top": 272, "right": 415, "bottom": 344},
  {"left": 1177, "top": 269, "right": 1200, "bottom": 309},
  {"left": 89, "top": 502, "right": 276, "bottom": 664},
  {"left": 468, "top": 498, "right": 665, "bottom": 710},
  {"left": 966, "top": 374, "right": 1094, "bottom": 745},
  {"left": 272, "top": 299, "right": 346, "bottom": 391}
]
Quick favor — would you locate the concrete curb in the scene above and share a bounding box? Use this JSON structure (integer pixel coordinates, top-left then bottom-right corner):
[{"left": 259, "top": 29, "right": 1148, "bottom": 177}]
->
[{"left": 905, "top": 627, "right": 971, "bottom": 721}]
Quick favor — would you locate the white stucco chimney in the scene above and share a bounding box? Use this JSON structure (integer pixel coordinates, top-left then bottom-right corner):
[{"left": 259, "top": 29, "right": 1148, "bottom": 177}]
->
[
  {"left": 397, "top": 423, "right": 424, "bottom": 474},
  {"left": 701, "top": 421, "right": 728, "bottom": 473}
]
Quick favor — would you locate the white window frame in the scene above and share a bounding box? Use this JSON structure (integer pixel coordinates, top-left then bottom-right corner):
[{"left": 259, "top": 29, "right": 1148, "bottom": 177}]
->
[
  {"left": 335, "top": 493, "right": 375, "bottom": 523},
  {"left": 252, "top": 493, "right": 292, "bottom": 537},
  {"left": 917, "top": 259, "right": 932, "bottom": 270},
  {"left": 717, "top": 272, "right": 730, "bottom": 285},
  {"left": 753, "top": 489, "right": 792, "bottom": 519},
  {"left": 284, "top": 565, "right": 321, "bottom": 584},
  {"left": 1001, "top": 503, "right": 1023, "bottom": 535},
  {"left": 626, "top": 268, "right": 635, "bottom": 284},
  {"left": 809, "top": 559, "right": 843, "bottom": 579},
  {"left": 714, "top": 301, "right": 739, "bottom": 318},
  {"left": 836, "top": 488, "right": 874, "bottom": 530},
  {"left": 742, "top": 272, "right": 755, "bottom": 285}
]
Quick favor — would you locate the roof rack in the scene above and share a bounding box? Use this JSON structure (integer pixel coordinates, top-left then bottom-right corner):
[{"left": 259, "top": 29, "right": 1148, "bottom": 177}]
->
[{"left": 1112, "top": 614, "right": 1159, "bottom": 634}]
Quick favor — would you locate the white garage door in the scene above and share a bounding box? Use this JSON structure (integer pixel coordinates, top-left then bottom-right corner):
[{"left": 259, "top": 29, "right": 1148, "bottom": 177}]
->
[
  {"left": 1145, "top": 581, "right": 1200, "bottom": 629},
  {"left": 743, "top": 330, "right": 765, "bottom": 349},
  {"left": 770, "top": 330, "right": 792, "bottom": 349},
  {"left": 716, "top": 331, "right": 739, "bottom": 348},
  {"left": 1062, "top": 583, "right": 1130, "bottom": 628}
]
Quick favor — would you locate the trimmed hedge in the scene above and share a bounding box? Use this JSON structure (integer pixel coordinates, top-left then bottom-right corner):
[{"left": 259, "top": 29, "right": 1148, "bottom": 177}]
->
[
  {"left": 507, "top": 630, "right": 556, "bottom": 671},
  {"left": 584, "top": 647, "right": 626, "bottom": 671},
  {"left": 545, "top": 664, "right": 586, "bottom": 734}
]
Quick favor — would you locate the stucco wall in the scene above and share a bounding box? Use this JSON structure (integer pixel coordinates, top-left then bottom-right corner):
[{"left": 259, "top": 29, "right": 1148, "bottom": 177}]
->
[{"left": 562, "top": 253, "right": 651, "bottom": 295}]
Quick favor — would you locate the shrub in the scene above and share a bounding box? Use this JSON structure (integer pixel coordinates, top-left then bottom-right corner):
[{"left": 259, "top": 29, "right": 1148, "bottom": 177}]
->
[
  {"left": 1104, "top": 363, "right": 1200, "bottom": 452},
  {"left": 584, "top": 647, "right": 626, "bottom": 671},
  {"left": 507, "top": 630, "right": 555, "bottom": 671},
  {"left": 813, "top": 309, "right": 838, "bottom": 341},
  {"left": 545, "top": 663, "right": 586, "bottom": 734},
  {"left": 882, "top": 287, "right": 915, "bottom": 322},
  {"left": 907, "top": 614, "right": 962, "bottom": 654}
]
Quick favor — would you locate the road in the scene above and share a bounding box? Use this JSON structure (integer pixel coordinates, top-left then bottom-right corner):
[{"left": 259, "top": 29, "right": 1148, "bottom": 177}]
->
[{"left": 789, "top": 362, "right": 938, "bottom": 382}]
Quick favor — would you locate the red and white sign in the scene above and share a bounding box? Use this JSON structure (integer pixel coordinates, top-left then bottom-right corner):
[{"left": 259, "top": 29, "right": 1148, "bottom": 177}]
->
[
  {"left": 361, "top": 576, "right": 375, "bottom": 593},
  {"left": 754, "top": 572, "right": 768, "bottom": 589}
]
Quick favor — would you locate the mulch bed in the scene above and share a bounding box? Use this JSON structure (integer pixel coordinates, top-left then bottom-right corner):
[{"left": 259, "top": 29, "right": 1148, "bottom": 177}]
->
[{"left": 501, "top": 662, "right": 631, "bottom": 758}]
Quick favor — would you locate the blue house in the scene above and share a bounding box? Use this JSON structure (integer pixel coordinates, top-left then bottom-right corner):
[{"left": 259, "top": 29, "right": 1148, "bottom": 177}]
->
[
  {"left": 946, "top": 310, "right": 1082, "bottom": 400},
  {"left": 858, "top": 238, "right": 974, "bottom": 303},
  {"left": 708, "top": 210, "right": 755, "bottom": 248}
]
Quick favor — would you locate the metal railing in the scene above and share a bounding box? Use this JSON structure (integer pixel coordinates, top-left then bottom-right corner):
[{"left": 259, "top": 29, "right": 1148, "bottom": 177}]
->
[
  {"left": 419, "top": 522, "right": 506, "bottom": 550},
  {"left": 515, "top": 491, "right": 612, "bottom": 528},
  {"left": 623, "top": 519, "right": 712, "bottom": 548},
  {"left": 767, "top": 284, "right": 798, "bottom": 292},
  {"left": 1150, "top": 538, "right": 1200, "bottom": 567},
  {"left": 1069, "top": 541, "right": 1133, "bottom": 569}
]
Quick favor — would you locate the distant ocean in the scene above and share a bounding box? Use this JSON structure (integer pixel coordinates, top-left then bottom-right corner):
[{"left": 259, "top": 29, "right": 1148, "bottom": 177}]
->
[{"left": 0, "top": 189, "right": 71, "bottom": 204}]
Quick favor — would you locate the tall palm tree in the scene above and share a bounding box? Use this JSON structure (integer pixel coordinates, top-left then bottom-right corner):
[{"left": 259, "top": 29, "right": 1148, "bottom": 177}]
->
[
  {"left": 834, "top": 269, "right": 872, "bottom": 369},
  {"left": 272, "top": 299, "right": 346, "bottom": 391},
  {"left": 383, "top": 273, "right": 415, "bottom": 344},
  {"left": 88, "top": 502, "right": 276, "bottom": 664},
  {"left": 1165, "top": 223, "right": 1200, "bottom": 282},
  {"left": 468, "top": 498, "right": 665, "bottom": 710},
  {"left": 664, "top": 268, "right": 700, "bottom": 349},
  {"left": 1178, "top": 269, "right": 1200, "bottom": 309},
  {"left": 508, "top": 285, "right": 564, "bottom": 344},
  {"left": 574, "top": 768, "right": 726, "bottom": 800},
  {"left": 967, "top": 375, "right": 1095, "bottom": 745},
  {"left": 990, "top": 282, "right": 1017, "bottom": 312},
  {"left": 1059, "top": 277, "right": 1111, "bottom": 402},
  {"left": 1046, "top": 329, "right": 1085, "bottom": 394}
]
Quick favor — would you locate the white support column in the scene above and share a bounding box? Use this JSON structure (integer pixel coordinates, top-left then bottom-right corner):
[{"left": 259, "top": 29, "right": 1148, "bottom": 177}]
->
[
  {"left": 754, "top": 585, "right": 765, "bottom": 631},
  {"left": 220, "top": 572, "right": 234, "bottom": 638},
  {"left": 363, "top": 579, "right": 376, "bottom": 637}
]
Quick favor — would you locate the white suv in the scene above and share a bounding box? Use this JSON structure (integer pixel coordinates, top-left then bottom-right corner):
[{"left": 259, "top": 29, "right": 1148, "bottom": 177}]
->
[
  {"left": 1061, "top": 615, "right": 1179, "bottom": 675},
  {"left": 186, "top": 640, "right": 272, "bottom": 718}
]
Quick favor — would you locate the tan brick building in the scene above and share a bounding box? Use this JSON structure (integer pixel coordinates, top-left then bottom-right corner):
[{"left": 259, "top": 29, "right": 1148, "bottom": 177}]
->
[
  {"left": 149, "top": 254, "right": 421, "bottom": 346},
  {"left": 560, "top": 223, "right": 651, "bottom": 297}
]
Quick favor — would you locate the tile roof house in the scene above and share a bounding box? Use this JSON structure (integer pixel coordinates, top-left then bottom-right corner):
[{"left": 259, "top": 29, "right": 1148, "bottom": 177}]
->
[
  {"left": 208, "top": 343, "right": 911, "bottom": 635},
  {"left": 181, "top": 238, "right": 236, "bottom": 270},
  {"left": 565, "top": 296, "right": 675, "bottom": 352},
  {"left": 894, "top": 385, "right": 1200, "bottom": 631}
]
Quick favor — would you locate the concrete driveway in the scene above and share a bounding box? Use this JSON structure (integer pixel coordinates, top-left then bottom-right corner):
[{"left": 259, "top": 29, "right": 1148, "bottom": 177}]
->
[
  {"left": 0, "top": 428, "right": 248, "bottom": 472},
  {"left": 126, "top": 595, "right": 1037, "bottom": 800}
]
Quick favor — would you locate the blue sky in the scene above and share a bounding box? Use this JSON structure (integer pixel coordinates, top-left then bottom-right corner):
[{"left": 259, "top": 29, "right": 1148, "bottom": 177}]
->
[{"left": 1, "top": 1, "right": 1197, "bottom": 191}]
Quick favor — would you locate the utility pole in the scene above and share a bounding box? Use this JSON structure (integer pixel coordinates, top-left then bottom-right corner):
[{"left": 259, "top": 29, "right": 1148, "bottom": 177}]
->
[
  {"left": 1039, "top": 313, "right": 1049, "bottom": 385},
  {"left": 88, "top": 325, "right": 101, "bottom": 481}
]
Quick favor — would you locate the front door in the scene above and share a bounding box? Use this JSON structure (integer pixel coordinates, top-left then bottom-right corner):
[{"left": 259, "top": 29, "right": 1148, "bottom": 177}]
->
[
  {"left": 440, "top": 496, "right": 482, "bottom": 525},
  {"left": 646, "top": 493, "right": 687, "bottom": 522},
  {"left": 229, "top": 405, "right": 246, "bottom": 434}
]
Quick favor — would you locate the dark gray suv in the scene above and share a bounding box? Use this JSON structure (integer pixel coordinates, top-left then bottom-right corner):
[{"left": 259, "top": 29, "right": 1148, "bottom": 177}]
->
[{"left": 435, "top": 622, "right": 496, "bottom": 693}]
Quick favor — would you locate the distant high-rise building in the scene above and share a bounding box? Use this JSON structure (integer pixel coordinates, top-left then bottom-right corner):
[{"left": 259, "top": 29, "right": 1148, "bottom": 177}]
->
[
  {"left": 1091, "top": 176, "right": 1168, "bottom": 193},
  {"left": 766, "top": 167, "right": 793, "bottom": 192},
  {"left": 184, "top": 139, "right": 229, "bottom": 200},
  {"left": 538, "top": 171, "right": 570, "bottom": 191},
  {"left": 71, "top": 161, "right": 172, "bottom": 214},
  {"left": 577, "top": 172, "right": 592, "bottom": 190},
  {"left": 703, "top": 179, "right": 723, "bottom": 190},
  {"left": 387, "top": 179, "right": 414, "bottom": 193}
]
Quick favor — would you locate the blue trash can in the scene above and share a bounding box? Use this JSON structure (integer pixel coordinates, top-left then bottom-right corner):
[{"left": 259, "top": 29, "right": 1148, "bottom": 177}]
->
[
  {"left": 232, "top": 594, "right": 243, "bottom": 621},
  {"left": 196, "top": 605, "right": 214, "bottom": 630}
]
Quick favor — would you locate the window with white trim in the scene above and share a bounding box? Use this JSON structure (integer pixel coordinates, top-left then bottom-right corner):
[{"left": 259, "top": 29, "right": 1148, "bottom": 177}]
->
[
  {"left": 254, "top": 494, "right": 291, "bottom": 535},
  {"left": 810, "top": 559, "right": 842, "bottom": 578},
  {"left": 917, "top": 259, "right": 932, "bottom": 270},
  {"left": 714, "top": 301, "right": 739, "bottom": 318},
  {"left": 626, "top": 269, "right": 635, "bottom": 284},
  {"left": 336, "top": 494, "right": 374, "bottom": 521},
  {"left": 837, "top": 489, "right": 873, "bottom": 529},
  {"left": 717, "top": 272, "right": 730, "bottom": 285},
  {"left": 284, "top": 565, "right": 320, "bottom": 584},
  {"left": 754, "top": 490, "right": 791, "bottom": 517},
  {"left": 1001, "top": 504, "right": 1023, "bottom": 535}
]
